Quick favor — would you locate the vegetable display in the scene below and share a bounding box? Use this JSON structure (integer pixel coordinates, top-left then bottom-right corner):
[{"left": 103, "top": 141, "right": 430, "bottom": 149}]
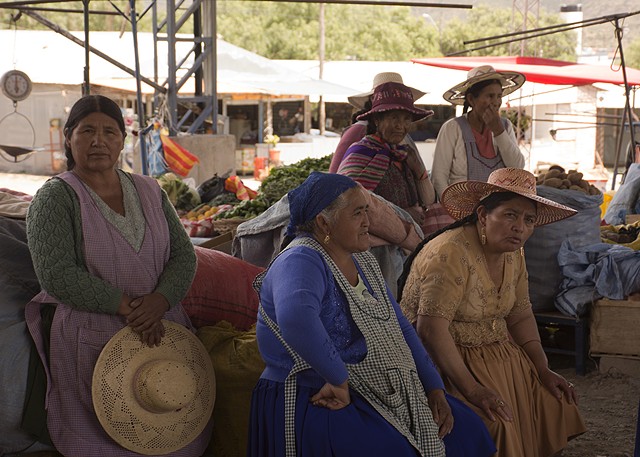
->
[
  {"left": 175, "top": 154, "right": 334, "bottom": 236},
  {"left": 213, "top": 154, "right": 332, "bottom": 220}
]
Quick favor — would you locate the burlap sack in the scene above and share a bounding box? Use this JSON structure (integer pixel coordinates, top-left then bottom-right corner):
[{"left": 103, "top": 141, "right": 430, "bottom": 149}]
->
[{"left": 197, "top": 322, "right": 265, "bottom": 457}]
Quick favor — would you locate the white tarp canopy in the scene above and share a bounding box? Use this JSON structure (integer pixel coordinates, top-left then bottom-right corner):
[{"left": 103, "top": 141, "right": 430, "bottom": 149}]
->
[{"left": 0, "top": 30, "right": 359, "bottom": 97}]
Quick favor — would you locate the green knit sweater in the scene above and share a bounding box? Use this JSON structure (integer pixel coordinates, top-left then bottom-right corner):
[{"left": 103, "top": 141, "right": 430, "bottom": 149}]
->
[{"left": 26, "top": 174, "right": 196, "bottom": 314}]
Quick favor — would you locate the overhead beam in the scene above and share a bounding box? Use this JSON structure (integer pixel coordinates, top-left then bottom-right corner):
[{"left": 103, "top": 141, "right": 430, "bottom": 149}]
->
[
  {"left": 0, "top": 0, "right": 472, "bottom": 7},
  {"left": 2, "top": 6, "right": 119, "bottom": 14},
  {"left": 19, "top": 8, "right": 166, "bottom": 93},
  {"left": 225, "top": 0, "right": 471, "bottom": 7}
]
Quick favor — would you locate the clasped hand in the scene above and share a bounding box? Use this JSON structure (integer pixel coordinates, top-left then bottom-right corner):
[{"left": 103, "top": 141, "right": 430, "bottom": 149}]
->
[
  {"left": 405, "top": 204, "right": 427, "bottom": 226},
  {"left": 119, "top": 292, "right": 170, "bottom": 347}
]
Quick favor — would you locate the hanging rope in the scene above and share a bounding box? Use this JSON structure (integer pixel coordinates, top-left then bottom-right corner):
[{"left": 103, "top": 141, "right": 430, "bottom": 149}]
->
[{"left": 610, "top": 17, "right": 625, "bottom": 73}]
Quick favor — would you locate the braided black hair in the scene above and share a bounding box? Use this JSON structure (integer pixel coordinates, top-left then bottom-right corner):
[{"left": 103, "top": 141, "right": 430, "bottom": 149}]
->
[
  {"left": 396, "top": 213, "right": 476, "bottom": 301},
  {"left": 396, "top": 191, "right": 523, "bottom": 301},
  {"left": 351, "top": 99, "right": 372, "bottom": 124}
]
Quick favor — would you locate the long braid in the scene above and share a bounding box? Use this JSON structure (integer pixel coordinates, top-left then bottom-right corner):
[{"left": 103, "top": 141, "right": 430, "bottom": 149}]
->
[
  {"left": 396, "top": 214, "right": 476, "bottom": 302},
  {"left": 396, "top": 190, "right": 522, "bottom": 301}
]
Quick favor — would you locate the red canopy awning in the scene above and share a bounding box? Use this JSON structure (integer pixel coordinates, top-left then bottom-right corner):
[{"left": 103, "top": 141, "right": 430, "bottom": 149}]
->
[{"left": 412, "top": 56, "right": 640, "bottom": 86}]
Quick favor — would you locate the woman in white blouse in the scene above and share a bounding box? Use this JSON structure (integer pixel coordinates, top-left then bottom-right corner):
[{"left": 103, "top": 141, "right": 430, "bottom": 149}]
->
[{"left": 431, "top": 65, "right": 526, "bottom": 198}]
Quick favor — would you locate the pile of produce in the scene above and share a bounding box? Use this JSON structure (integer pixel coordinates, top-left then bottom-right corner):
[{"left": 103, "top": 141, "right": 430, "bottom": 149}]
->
[
  {"left": 535, "top": 165, "right": 601, "bottom": 196},
  {"left": 171, "top": 154, "right": 333, "bottom": 236},
  {"left": 184, "top": 203, "right": 235, "bottom": 222},
  {"left": 157, "top": 173, "right": 201, "bottom": 211},
  {"left": 258, "top": 155, "right": 333, "bottom": 205},
  {"left": 213, "top": 154, "right": 332, "bottom": 220},
  {"left": 601, "top": 223, "right": 640, "bottom": 245}
]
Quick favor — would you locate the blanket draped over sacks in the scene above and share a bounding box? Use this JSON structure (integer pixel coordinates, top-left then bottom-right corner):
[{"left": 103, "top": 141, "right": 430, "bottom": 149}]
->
[
  {"left": 524, "top": 185, "right": 603, "bottom": 313},
  {"left": 181, "top": 247, "right": 263, "bottom": 331},
  {"left": 604, "top": 163, "right": 640, "bottom": 225},
  {"left": 555, "top": 240, "right": 640, "bottom": 316},
  {"left": 197, "top": 322, "right": 265, "bottom": 457},
  {"left": 0, "top": 216, "right": 55, "bottom": 454},
  {"left": 232, "top": 191, "right": 422, "bottom": 297}
]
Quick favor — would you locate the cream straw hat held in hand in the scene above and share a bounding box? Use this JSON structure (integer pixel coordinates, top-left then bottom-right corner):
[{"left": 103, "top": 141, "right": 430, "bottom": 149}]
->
[{"left": 92, "top": 320, "right": 215, "bottom": 455}]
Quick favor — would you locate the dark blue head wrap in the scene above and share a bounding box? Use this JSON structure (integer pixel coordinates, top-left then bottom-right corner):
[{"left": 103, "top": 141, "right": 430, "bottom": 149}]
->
[{"left": 286, "top": 172, "right": 358, "bottom": 238}]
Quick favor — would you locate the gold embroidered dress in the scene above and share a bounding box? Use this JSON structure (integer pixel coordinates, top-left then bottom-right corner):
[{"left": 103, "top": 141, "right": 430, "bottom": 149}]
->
[{"left": 401, "top": 224, "right": 586, "bottom": 457}]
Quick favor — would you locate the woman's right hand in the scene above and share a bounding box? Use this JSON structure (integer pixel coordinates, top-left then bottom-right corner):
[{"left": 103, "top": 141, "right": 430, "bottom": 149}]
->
[
  {"left": 140, "top": 320, "right": 165, "bottom": 347},
  {"left": 310, "top": 381, "right": 351, "bottom": 410},
  {"left": 465, "top": 383, "right": 513, "bottom": 422}
]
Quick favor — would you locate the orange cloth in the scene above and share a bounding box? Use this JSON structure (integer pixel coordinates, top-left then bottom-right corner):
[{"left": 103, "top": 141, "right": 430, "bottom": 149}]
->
[
  {"left": 160, "top": 135, "right": 199, "bottom": 177},
  {"left": 225, "top": 176, "right": 258, "bottom": 201}
]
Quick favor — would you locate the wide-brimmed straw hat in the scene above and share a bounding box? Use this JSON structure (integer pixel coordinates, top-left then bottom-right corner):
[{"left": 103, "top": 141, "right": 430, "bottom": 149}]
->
[
  {"left": 92, "top": 320, "right": 215, "bottom": 455},
  {"left": 348, "top": 72, "right": 427, "bottom": 110},
  {"left": 443, "top": 65, "right": 526, "bottom": 105},
  {"left": 441, "top": 168, "right": 576, "bottom": 226},
  {"left": 356, "top": 82, "right": 434, "bottom": 122}
]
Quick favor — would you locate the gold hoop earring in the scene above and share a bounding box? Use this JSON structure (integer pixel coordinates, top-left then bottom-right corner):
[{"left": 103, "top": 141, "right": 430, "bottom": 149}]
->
[
  {"left": 520, "top": 247, "right": 525, "bottom": 257},
  {"left": 480, "top": 226, "right": 487, "bottom": 245},
  {"left": 324, "top": 234, "right": 330, "bottom": 245}
]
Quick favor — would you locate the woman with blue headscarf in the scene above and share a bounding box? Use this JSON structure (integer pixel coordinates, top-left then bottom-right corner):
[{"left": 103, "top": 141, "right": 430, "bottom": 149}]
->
[{"left": 247, "top": 172, "right": 495, "bottom": 457}]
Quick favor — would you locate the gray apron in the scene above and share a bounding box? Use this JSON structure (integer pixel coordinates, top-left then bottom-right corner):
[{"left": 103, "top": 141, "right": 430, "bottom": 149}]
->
[{"left": 455, "top": 115, "right": 509, "bottom": 183}]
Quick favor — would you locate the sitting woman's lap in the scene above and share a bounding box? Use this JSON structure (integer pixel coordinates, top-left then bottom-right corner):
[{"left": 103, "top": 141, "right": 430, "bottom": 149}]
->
[{"left": 248, "top": 379, "right": 495, "bottom": 457}]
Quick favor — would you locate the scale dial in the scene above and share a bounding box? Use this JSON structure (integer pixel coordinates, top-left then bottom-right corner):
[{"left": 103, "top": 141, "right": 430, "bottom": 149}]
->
[{"left": 1, "top": 70, "right": 32, "bottom": 102}]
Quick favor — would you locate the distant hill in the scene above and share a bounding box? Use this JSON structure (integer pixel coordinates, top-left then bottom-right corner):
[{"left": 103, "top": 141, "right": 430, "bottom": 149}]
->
[{"left": 413, "top": 1, "right": 639, "bottom": 53}]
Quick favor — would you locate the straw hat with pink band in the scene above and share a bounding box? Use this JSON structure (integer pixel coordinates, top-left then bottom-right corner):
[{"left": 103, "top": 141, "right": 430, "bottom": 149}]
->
[
  {"left": 348, "top": 72, "right": 427, "bottom": 110},
  {"left": 443, "top": 65, "right": 526, "bottom": 105},
  {"left": 92, "top": 320, "right": 215, "bottom": 455},
  {"left": 440, "top": 168, "right": 576, "bottom": 226}
]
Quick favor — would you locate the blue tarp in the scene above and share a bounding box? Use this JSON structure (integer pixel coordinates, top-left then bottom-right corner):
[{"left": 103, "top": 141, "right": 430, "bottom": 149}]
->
[
  {"left": 555, "top": 239, "right": 640, "bottom": 316},
  {"left": 604, "top": 163, "right": 640, "bottom": 225}
]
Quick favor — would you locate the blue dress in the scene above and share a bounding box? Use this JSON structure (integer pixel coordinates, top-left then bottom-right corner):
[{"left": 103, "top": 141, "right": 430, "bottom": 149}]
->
[{"left": 247, "top": 244, "right": 495, "bottom": 456}]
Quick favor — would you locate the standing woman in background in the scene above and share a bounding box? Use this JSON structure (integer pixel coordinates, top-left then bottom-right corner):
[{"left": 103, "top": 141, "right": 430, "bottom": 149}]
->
[
  {"left": 431, "top": 65, "right": 526, "bottom": 198},
  {"left": 329, "top": 71, "right": 426, "bottom": 174}
]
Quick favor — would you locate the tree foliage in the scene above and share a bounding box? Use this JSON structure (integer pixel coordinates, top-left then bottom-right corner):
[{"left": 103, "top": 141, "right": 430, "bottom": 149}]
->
[
  {"left": 627, "top": 38, "right": 640, "bottom": 71},
  {"left": 1, "top": 1, "right": 576, "bottom": 62},
  {"left": 216, "top": 1, "right": 440, "bottom": 60},
  {"left": 439, "top": 5, "right": 576, "bottom": 61}
]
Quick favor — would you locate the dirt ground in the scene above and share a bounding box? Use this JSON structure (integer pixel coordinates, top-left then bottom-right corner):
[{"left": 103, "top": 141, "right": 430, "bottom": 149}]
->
[{"left": 553, "top": 355, "right": 639, "bottom": 457}]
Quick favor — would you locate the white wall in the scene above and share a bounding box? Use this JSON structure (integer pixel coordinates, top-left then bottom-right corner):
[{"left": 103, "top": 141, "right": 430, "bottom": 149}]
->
[{"left": 0, "top": 85, "right": 82, "bottom": 175}]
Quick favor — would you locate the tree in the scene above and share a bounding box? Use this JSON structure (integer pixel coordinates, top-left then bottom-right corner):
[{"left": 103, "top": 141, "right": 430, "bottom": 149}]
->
[
  {"left": 217, "top": 1, "right": 441, "bottom": 61},
  {"left": 438, "top": 5, "right": 576, "bottom": 61},
  {"left": 627, "top": 37, "right": 640, "bottom": 71}
]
